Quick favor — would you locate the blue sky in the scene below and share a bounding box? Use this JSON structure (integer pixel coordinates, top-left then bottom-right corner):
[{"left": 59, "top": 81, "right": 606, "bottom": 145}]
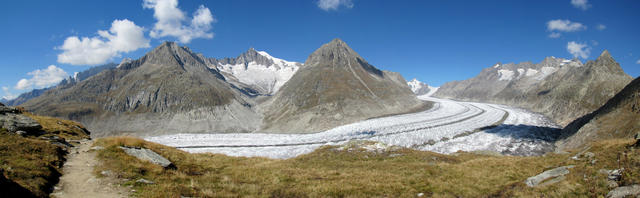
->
[{"left": 1, "top": 0, "right": 639, "bottom": 99}]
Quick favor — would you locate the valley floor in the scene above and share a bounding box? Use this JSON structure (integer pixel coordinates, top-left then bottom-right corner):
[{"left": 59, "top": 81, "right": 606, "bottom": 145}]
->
[{"left": 147, "top": 95, "right": 561, "bottom": 158}]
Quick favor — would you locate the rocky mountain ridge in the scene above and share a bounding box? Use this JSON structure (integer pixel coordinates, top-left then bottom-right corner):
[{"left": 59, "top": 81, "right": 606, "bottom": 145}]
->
[
  {"left": 557, "top": 75, "right": 640, "bottom": 150},
  {"left": 22, "top": 42, "right": 261, "bottom": 136},
  {"left": 434, "top": 50, "right": 633, "bottom": 126},
  {"left": 21, "top": 39, "right": 423, "bottom": 136}
]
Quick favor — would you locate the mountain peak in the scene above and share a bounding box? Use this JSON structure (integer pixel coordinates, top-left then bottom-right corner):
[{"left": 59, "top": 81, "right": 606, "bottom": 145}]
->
[
  {"left": 599, "top": 50, "right": 612, "bottom": 59},
  {"left": 306, "top": 38, "right": 361, "bottom": 66}
]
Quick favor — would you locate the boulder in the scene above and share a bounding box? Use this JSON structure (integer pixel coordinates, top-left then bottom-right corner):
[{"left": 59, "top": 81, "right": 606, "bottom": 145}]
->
[
  {"left": 0, "top": 113, "right": 42, "bottom": 133},
  {"left": 119, "top": 146, "right": 174, "bottom": 169},
  {"left": 607, "top": 185, "right": 640, "bottom": 198},
  {"left": 525, "top": 165, "right": 575, "bottom": 187},
  {"left": 136, "top": 178, "right": 154, "bottom": 184}
]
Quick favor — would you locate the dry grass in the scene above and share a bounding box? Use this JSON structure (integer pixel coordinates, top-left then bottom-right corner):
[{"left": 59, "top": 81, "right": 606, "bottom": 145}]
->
[
  {"left": 0, "top": 130, "right": 65, "bottom": 197},
  {"left": 24, "top": 113, "right": 90, "bottom": 140},
  {"left": 93, "top": 137, "right": 640, "bottom": 197},
  {"left": 0, "top": 113, "right": 90, "bottom": 197}
]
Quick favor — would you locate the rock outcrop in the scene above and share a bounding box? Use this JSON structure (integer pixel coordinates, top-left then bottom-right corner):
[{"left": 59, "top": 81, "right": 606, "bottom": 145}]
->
[
  {"left": 556, "top": 76, "right": 640, "bottom": 150},
  {"left": 607, "top": 185, "right": 640, "bottom": 198},
  {"left": 119, "top": 146, "right": 174, "bottom": 169},
  {"left": 261, "top": 39, "right": 427, "bottom": 133},
  {"left": 0, "top": 106, "right": 42, "bottom": 133},
  {"left": 434, "top": 51, "right": 632, "bottom": 127}
]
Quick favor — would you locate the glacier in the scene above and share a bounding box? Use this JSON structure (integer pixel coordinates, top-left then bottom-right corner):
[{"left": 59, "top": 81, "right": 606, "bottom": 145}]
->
[{"left": 146, "top": 95, "right": 561, "bottom": 159}]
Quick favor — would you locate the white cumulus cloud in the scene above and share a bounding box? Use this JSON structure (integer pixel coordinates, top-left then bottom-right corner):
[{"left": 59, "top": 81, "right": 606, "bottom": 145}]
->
[
  {"left": 596, "top": 24, "right": 606, "bottom": 31},
  {"left": 317, "top": 0, "right": 354, "bottom": 11},
  {"left": 57, "top": 19, "right": 150, "bottom": 65},
  {"left": 567, "top": 41, "right": 591, "bottom": 59},
  {"left": 571, "top": 0, "right": 591, "bottom": 10},
  {"left": 143, "top": 0, "right": 216, "bottom": 43},
  {"left": 14, "top": 65, "right": 69, "bottom": 90},
  {"left": 547, "top": 19, "right": 587, "bottom": 32}
]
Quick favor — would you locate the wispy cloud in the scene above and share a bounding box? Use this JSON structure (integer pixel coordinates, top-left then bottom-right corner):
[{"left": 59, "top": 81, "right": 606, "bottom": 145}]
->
[
  {"left": 143, "top": 0, "right": 216, "bottom": 43},
  {"left": 57, "top": 19, "right": 150, "bottom": 65},
  {"left": 547, "top": 19, "right": 586, "bottom": 32},
  {"left": 596, "top": 24, "right": 606, "bottom": 31},
  {"left": 571, "top": 0, "right": 591, "bottom": 10},
  {"left": 567, "top": 41, "right": 591, "bottom": 59},
  {"left": 636, "top": 59, "right": 640, "bottom": 64},
  {"left": 15, "top": 65, "right": 69, "bottom": 90},
  {"left": 1, "top": 87, "right": 17, "bottom": 101},
  {"left": 548, "top": 32, "right": 561, "bottom": 38},
  {"left": 317, "top": 0, "right": 354, "bottom": 11}
]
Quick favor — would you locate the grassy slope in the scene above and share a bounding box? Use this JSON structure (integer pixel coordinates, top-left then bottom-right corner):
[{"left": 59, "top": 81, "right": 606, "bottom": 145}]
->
[
  {"left": 0, "top": 114, "right": 89, "bottom": 197},
  {"left": 95, "top": 137, "right": 639, "bottom": 197}
]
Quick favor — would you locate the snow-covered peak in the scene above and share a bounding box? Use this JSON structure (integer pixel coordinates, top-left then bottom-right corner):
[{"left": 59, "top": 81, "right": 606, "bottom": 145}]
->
[
  {"left": 407, "top": 78, "right": 432, "bottom": 96},
  {"left": 256, "top": 50, "right": 300, "bottom": 68},
  {"left": 216, "top": 50, "right": 302, "bottom": 95},
  {"left": 493, "top": 63, "right": 501, "bottom": 68}
]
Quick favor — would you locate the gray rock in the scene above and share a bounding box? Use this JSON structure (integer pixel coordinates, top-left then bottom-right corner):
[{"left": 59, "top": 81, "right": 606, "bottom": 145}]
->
[
  {"left": 0, "top": 102, "right": 4, "bottom": 106},
  {"left": 0, "top": 112, "right": 42, "bottom": 133},
  {"left": 119, "top": 146, "right": 174, "bottom": 169},
  {"left": 607, "top": 185, "right": 640, "bottom": 198},
  {"left": 135, "top": 178, "right": 154, "bottom": 184},
  {"left": 525, "top": 165, "right": 575, "bottom": 187}
]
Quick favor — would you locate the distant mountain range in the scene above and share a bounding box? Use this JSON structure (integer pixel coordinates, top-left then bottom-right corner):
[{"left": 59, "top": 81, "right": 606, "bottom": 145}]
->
[
  {"left": 434, "top": 51, "right": 632, "bottom": 127},
  {"left": 21, "top": 39, "right": 423, "bottom": 136},
  {"left": 2, "top": 63, "right": 119, "bottom": 106}
]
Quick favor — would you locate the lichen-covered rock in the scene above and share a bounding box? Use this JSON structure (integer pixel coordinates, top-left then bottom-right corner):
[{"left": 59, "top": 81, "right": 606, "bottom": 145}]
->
[
  {"left": 607, "top": 185, "right": 640, "bottom": 198},
  {"left": 0, "top": 112, "right": 42, "bottom": 133},
  {"left": 119, "top": 146, "right": 174, "bottom": 169},
  {"left": 525, "top": 165, "right": 575, "bottom": 187}
]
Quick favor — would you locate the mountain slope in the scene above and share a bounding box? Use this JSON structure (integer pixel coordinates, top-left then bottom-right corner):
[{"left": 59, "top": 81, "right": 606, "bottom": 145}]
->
[
  {"left": 556, "top": 76, "right": 640, "bottom": 150},
  {"left": 434, "top": 51, "right": 632, "bottom": 126},
  {"left": 260, "top": 39, "right": 427, "bottom": 133},
  {"left": 22, "top": 42, "right": 261, "bottom": 136}
]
